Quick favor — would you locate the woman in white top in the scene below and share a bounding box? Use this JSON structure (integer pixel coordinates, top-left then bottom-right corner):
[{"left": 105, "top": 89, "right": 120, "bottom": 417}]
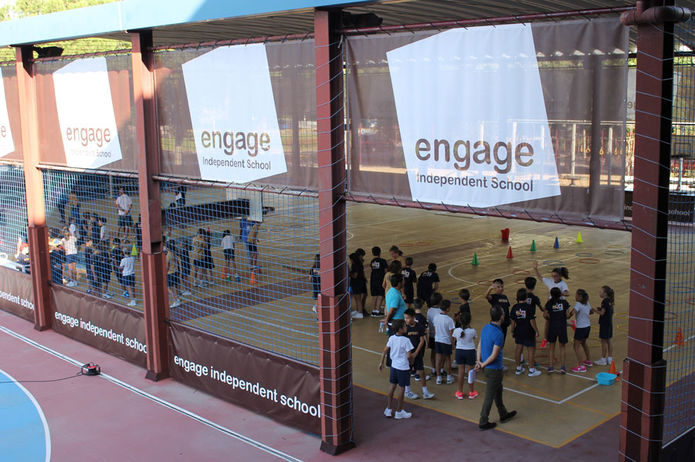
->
[
  {"left": 453, "top": 311, "right": 478, "bottom": 400},
  {"left": 571, "top": 289, "right": 595, "bottom": 372},
  {"left": 533, "top": 261, "right": 570, "bottom": 348},
  {"left": 62, "top": 228, "right": 79, "bottom": 286}
]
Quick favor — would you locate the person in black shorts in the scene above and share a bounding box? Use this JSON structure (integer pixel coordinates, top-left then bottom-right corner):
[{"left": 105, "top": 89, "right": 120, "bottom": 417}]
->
[
  {"left": 310, "top": 253, "right": 320, "bottom": 315},
  {"left": 486, "top": 279, "right": 511, "bottom": 341},
  {"left": 349, "top": 250, "right": 368, "bottom": 319},
  {"left": 404, "top": 308, "right": 435, "bottom": 400},
  {"left": 545, "top": 287, "right": 571, "bottom": 374},
  {"left": 369, "top": 246, "right": 388, "bottom": 316},
  {"left": 510, "top": 288, "right": 541, "bottom": 377},
  {"left": 401, "top": 257, "right": 417, "bottom": 307},
  {"left": 417, "top": 263, "right": 440, "bottom": 307},
  {"left": 177, "top": 238, "right": 192, "bottom": 296},
  {"left": 426, "top": 292, "right": 443, "bottom": 374},
  {"left": 596, "top": 285, "right": 615, "bottom": 366}
]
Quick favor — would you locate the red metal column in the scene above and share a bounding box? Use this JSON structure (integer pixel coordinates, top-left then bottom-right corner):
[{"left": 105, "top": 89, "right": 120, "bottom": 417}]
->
[
  {"left": 620, "top": 2, "right": 676, "bottom": 460},
  {"left": 315, "top": 8, "right": 354, "bottom": 455},
  {"left": 15, "top": 46, "right": 51, "bottom": 331},
  {"left": 131, "top": 31, "right": 169, "bottom": 381}
]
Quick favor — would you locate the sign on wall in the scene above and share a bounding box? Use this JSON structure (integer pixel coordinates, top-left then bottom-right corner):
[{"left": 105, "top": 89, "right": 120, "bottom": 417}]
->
[
  {"left": 182, "top": 44, "right": 287, "bottom": 184},
  {"left": 387, "top": 24, "right": 561, "bottom": 208},
  {"left": 0, "top": 68, "right": 15, "bottom": 158},
  {"left": 52, "top": 57, "right": 123, "bottom": 169}
]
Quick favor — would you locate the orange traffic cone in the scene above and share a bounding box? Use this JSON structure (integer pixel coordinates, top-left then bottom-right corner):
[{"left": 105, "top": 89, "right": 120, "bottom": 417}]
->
[
  {"left": 674, "top": 328, "right": 685, "bottom": 347},
  {"left": 249, "top": 271, "right": 257, "bottom": 285},
  {"left": 506, "top": 246, "right": 514, "bottom": 259},
  {"left": 608, "top": 360, "right": 620, "bottom": 381}
]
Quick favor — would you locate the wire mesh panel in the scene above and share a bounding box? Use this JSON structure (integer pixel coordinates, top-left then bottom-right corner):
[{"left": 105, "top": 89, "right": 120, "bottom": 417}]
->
[
  {"left": 0, "top": 164, "right": 28, "bottom": 271},
  {"left": 42, "top": 169, "right": 143, "bottom": 310},
  {"left": 663, "top": 18, "right": 695, "bottom": 445},
  {"left": 160, "top": 180, "right": 320, "bottom": 365}
]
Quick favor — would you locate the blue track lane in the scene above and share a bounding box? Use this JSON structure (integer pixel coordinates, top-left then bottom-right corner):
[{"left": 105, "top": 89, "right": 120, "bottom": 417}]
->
[{"left": 0, "top": 369, "right": 50, "bottom": 462}]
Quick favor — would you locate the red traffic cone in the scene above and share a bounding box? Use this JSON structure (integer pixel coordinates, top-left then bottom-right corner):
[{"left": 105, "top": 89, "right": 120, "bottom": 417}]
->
[
  {"left": 501, "top": 228, "right": 510, "bottom": 241},
  {"left": 249, "top": 271, "right": 257, "bottom": 285},
  {"left": 506, "top": 246, "right": 514, "bottom": 259},
  {"left": 675, "top": 328, "right": 685, "bottom": 347},
  {"left": 608, "top": 360, "right": 620, "bottom": 382}
]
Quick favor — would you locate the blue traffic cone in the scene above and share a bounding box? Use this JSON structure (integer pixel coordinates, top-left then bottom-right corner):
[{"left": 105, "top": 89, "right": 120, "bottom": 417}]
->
[{"left": 553, "top": 237, "right": 560, "bottom": 249}]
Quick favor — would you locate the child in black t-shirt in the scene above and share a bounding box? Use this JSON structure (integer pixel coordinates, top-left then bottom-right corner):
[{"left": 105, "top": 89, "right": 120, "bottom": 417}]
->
[
  {"left": 404, "top": 308, "right": 434, "bottom": 400},
  {"left": 412, "top": 298, "right": 430, "bottom": 382},
  {"left": 311, "top": 254, "right": 320, "bottom": 316},
  {"left": 370, "top": 246, "right": 388, "bottom": 316},
  {"left": 511, "top": 288, "right": 541, "bottom": 377},
  {"left": 458, "top": 288, "right": 471, "bottom": 318},
  {"left": 595, "top": 285, "right": 615, "bottom": 366},
  {"left": 401, "top": 257, "right": 417, "bottom": 307},
  {"left": 545, "top": 287, "right": 572, "bottom": 374},
  {"left": 417, "top": 263, "right": 440, "bottom": 307},
  {"left": 486, "top": 278, "right": 511, "bottom": 339}
]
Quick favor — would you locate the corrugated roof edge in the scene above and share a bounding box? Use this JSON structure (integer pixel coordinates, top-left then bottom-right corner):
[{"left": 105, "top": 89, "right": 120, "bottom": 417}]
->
[{"left": 0, "top": 0, "right": 373, "bottom": 47}]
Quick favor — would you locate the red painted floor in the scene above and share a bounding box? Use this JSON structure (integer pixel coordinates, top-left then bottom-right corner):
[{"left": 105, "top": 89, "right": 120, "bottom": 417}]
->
[{"left": 0, "top": 309, "right": 618, "bottom": 461}]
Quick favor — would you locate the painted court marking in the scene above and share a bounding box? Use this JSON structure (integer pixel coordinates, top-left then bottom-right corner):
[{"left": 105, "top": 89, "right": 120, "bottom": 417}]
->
[
  {"left": 352, "top": 344, "right": 599, "bottom": 405},
  {"left": 0, "top": 368, "right": 51, "bottom": 462},
  {"left": 0, "top": 325, "right": 303, "bottom": 462}
]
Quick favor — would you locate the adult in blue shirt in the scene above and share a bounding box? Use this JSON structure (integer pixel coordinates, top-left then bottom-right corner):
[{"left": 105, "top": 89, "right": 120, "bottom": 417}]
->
[
  {"left": 476, "top": 305, "right": 517, "bottom": 430},
  {"left": 385, "top": 274, "right": 407, "bottom": 333}
]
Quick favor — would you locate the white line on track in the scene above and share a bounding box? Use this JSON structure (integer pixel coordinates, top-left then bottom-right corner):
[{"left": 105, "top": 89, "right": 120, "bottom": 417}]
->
[
  {"left": 0, "top": 325, "right": 303, "bottom": 462},
  {"left": 352, "top": 344, "right": 598, "bottom": 405}
]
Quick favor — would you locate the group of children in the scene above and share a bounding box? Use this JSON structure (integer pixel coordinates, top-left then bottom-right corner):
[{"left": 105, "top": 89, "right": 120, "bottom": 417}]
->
[{"left": 369, "top": 246, "right": 616, "bottom": 419}]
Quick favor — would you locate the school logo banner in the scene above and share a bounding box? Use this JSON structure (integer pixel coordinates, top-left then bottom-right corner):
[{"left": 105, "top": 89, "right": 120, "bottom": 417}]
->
[
  {"left": 182, "top": 44, "right": 287, "bottom": 183},
  {"left": 53, "top": 57, "right": 123, "bottom": 169},
  {"left": 387, "top": 24, "right": 561, "bottom": 208},
  {"left": 0, "top": 68, "right": 14, "bottom": 158}
]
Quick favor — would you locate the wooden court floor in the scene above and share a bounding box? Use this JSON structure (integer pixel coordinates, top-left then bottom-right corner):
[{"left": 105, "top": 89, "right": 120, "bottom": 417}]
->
[{"left": 346, "top": 202, "right": 630, "bottom": 448}]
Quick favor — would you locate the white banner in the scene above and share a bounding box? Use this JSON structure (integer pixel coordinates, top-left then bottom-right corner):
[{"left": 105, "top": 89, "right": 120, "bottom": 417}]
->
[
  {"left": 182, "top": 44, "right": 287, "bottom": 183},
  {"left": 0, "top": 68, "right": 14, "bottom": 158},
  {"left": 53, "top": 57, "right": 122, "bottom": 169},
  {"left": 387, "top": 24, "right": 561, "bottom": 208}
]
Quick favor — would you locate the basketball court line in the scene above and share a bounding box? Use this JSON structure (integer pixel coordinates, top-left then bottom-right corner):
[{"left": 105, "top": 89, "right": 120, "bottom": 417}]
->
[
  {"left": 0, "top": 368, "right": 51, "bottom": 462},
  {"left": 0, "top": 325, "right": 304, "bottom": 462},
  {"left": 352, "top": 344, "right": 599, "bottom": 404}
]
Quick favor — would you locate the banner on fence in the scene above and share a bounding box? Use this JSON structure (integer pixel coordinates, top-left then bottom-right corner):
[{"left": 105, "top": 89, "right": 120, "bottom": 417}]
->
[
  {"left": 0, "top": 267, "right": 34, "bottom": 322},
  {"left": 182, "top": 44, "right": 287, "bottom": 184},
  {"left": 0, "top": 68, "right": 15, "bottom": 158},
  {"left": 52, "top": 57, "right": 123, "bottom": 169}
]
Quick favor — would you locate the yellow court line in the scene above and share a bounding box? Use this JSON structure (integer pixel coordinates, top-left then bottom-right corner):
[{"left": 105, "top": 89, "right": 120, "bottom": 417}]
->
[
  {"left": 355, "top": 383, "right": 567, "bottom": 449},
  {"left": 556, "top": 411, "right": 621, "bottom": 447}
]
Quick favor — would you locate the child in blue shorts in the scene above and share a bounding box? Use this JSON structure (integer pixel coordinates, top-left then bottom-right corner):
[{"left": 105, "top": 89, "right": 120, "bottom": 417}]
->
[
  {"left": 378, "top": 319, "right": 415, "bottom": 419},
  {"left": 510, "top": 288, "right": 541, "bottom": 377}
]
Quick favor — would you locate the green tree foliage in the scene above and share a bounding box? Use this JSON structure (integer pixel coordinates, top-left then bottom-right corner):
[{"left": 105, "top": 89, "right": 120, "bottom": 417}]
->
[{"left": 0, "top": 0, "right": 128, "bottom": 61}]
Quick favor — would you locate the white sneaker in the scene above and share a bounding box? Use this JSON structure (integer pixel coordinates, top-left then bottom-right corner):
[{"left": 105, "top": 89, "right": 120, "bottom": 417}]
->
[
  {"left": 404, "top": 390, "right": 419, "bottom": 400},
  {"left": 128, "top": 299, "right": 137, "bottom": 306},
  {"left": 352, "top": 312, "right": 364, "bottom": 319},
  {"left": 446, "top": 375, "right": 455, "bottom": 384},
  {"left": 515, "top": 367, "right": 525, "bottom": 375},
  {"left": 528, "top": 369, "right": 541, "bottom": 377},
  {"left": 384, "top": 408, "right": 392, "bottom": 418},
  {"left": 595, "top": 358, "right": 607, "bottom": 366},
  {"left": 422, "top": 390, "right": 435, "bottom": 399},
  {"left": 394, "top": 410, "right": 412, "bottom": 419},
  {"left": 436, "top": 376, "right": 443, "bottom": 385}
]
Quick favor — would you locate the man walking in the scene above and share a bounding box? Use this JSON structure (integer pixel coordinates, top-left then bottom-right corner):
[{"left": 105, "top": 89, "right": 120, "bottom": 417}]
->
[{"left": 475, "top": 305, "right": 517, "bottom": 430}]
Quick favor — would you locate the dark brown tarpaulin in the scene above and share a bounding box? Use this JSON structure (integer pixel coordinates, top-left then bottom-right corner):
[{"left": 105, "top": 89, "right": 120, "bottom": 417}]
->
[
  {"left": 346, "top": 18, "right": 628, "bottom": 224},
  {"left": 50, "top": 285, "right": 147, "bottom": 367},
  {"left": 0, "top": 267, "right": 34, "bottom": 322},
  {"left": 155, "top": 39, "right": 318, "bottom": 189},
  {"left": 34, "top": 54, "right": 139, "bottom": 172},
  {"left": 1, "top": 64, "right": 23, "bottom": 163},
  {"left": 169, "top": 322, "right": 321, "bottom": 434}
]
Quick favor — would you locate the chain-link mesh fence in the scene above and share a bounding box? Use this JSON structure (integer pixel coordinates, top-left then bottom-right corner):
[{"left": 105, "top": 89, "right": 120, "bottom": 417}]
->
[
  {"left": 42, "top": 168, "right": 143, "bottom": 309},
  {"left": 160, "top": 180, "right": 320, "bottom": 365},
  {"left": 0, "top": 164, "right": 28, "bottom": 272},
  {"left": 663, "top": 17, "right": 695, "bottom": 446}
]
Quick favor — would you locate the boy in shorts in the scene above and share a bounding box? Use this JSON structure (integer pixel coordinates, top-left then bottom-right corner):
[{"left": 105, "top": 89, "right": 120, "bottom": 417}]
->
[
  {"left": 369, "top": 246, "right": 388, "bottom": 316},
  {"left": 545, "top": 287, "right": 571, "bottom": 373},
  {"left": 426, "top": 292, "right": 443, "bottom": 374},
  {"left": 378, "top": 319, "right": 415, "bottom": 419},
  {"left": 404, "top": 308, "right": 434, "bottom": 400},
  {"left": 401, "top": 257, "right": 417, "bottom": 308},
  {"left": 510, "top": 288, "right": 541, "bottom": 377},
  {"left": 433, "top": 300, "right": 456, "bottom": 384},
  {"left": 221, "top": 230, "right": 240, "bottom": 282}
]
